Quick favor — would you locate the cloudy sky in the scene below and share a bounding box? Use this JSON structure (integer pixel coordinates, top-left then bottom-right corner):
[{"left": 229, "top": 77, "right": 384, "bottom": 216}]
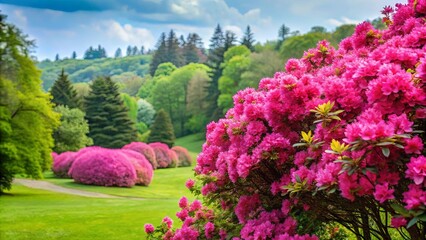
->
[{"left": 0, "top": 0, "right": 402, "bottom": 60}]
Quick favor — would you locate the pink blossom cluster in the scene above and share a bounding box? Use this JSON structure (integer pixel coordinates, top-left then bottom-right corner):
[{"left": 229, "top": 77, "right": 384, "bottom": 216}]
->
[
  {"left": 171, "top": 146, "right": 193, "bottom": 167},
  {"left": 149, "top": 1, "right": 426, "bottom": 238},
  {"left": 52, "top": 151, "right": 77, "bottom": 178},
  {"left": 149, "top": 142, "right": 178, "bottom": 168},
  {"left": 122, "top": 142, "right": 158, "bottom": 169},
  {"left": 67, "top": 146, "right": 153, "bottom": 187}
]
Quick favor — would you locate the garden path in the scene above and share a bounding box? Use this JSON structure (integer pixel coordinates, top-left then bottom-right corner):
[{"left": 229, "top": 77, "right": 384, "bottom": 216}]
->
[{"left": 13, "top": 179, "right": 142, "bottom": 199}]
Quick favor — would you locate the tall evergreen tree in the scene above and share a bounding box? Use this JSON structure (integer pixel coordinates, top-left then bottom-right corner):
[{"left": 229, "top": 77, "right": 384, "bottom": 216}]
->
[
  {"left": 166, "top": 29, "right": 184, "bottom": 67},
  {"left": 149, "top": 32, "right": 168, "bottom": 76},
  {"left": 277, "top": 24, "right": 291, "bottom": 50},
  {"left": 50, "top": 69, "right": 81, "bottom": 109},
  {"left": 132, "top": 46, "right": 139, "bottom": 56},
  {"left": 148, "top": 109, "right": 175, "bottom": 148},
  {"left": 126, "top": 45, "right": 132, "bottom": 56},
  {"left": 184, "top": 33, "right": 205, "bottom": 64},
  {"left": 241, "top": 25, "right": 255, "bottom": 52},
  {"left": 85, "top": 76, "right": 137, "bottom": 148},
  {"left": 114, "top": 48, "right": 122, "bottom": 58},
  {"left": 71, "top": 51, "right": 77, "bottom": 59},
  {"left": 55, "top": 53, "right": 60, "bottom": 61},
  {"left": 140, "top": 46, "right": 145, "bottom": 55}
]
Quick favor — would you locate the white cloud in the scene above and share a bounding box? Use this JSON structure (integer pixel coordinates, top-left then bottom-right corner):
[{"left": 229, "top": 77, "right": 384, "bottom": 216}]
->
[
  {"left": 13, "top": 9, "right": 27, "bottom": 26},
  {"left": 103, "top": 20, "right": 155, "bottom": 48},
  {"left": 327, "top": 17, "right": 361, "bottom": 27}
]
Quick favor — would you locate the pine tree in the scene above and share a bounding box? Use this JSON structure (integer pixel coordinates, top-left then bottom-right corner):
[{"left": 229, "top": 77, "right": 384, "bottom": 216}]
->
[
  {"left": 50, "top": 69, "right": 81, "bottom": 109},
  {"left": 166, "top": 29, "right": 184, "bottom": 67},
  {"left": 115, "top": 48, "right": 122, "bottom": 58},
  {"left": 71, "top": 51, "right": 77, "bottom": 59},
  {"left": 132, "top": 46, "right": 139, "bottom": 56},
  {"left": 126, "top": 45, "right": 132, "bottom": 56},
  {"left": 85, "top": 76, "right": 137, "bottom": 148},
  {"left": 241, "top": 25, "right": 255, "bottom": 52},
  {"left": 149, "top": 32, "right": 168, "bottom": 76},
  {"left": 277, "top": 24, "right": 291, "bottom": 50},
  {"left": 148, "top": 109, "right": 175, "bottom": 148},
  {"left": 184, "top": 33, "right": 205, "bottom": 64},
  {"left": 55, "top": 53, "right": 60, "bottom": 61}
]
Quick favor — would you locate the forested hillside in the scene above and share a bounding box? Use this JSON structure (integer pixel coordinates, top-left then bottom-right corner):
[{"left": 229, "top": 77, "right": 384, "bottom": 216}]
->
[{"left": 38, "top": 55, "right": 151, "bottom": 90}]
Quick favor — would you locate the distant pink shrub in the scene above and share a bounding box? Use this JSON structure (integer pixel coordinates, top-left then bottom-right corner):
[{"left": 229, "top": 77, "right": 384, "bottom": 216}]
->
[
  {"left": 52, "top": 151, "right": 77, "bottom": 178},
  {"left": 149, "top": 142, "right": 178, "bottom": 168},
  {"left": 172, "top": 146, "right": 192, "bottom": 167},
  {"left": 120, "top": 149, "right": 154, "bottom": 186},
  {"left": 68, "top": 147, "right": 137, "bottom": 187},
  {"left": 122, "top": 142, "right": 157, "bottom": 169}
]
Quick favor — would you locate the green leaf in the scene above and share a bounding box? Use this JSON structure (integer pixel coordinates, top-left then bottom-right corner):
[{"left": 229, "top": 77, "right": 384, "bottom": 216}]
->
[
  {"left": 376, "top": 142, "right": 395, "bottom": 146},
  {"left": 390, "top": 203, "right": 410, "bottom": 217},
  {"left": 418, "top": 213, "right": 426, "bottom": 222},
  {"left": 407, "top": 217, "right": 418, "bottom": 229},
  {"left": 293, "top": 143, "right": 307, "bottom": 148},
  {"left": 381, "top": 147, "right": 390, "bottom": 157}
]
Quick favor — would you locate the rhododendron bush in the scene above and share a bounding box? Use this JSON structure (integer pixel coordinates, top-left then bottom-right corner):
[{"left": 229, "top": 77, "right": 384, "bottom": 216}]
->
[
  {"left": 147, "top": 1, "right": 426, "bottom": 239},
  {"left": 123, "top": 142, "right": 158, "bottom": 169},
  {"left": 52, "top": 151, "right": 77, "bottom": 178},
  {"left": 149, "top": 142, "right": 178, "bottom": 168},
  {"left": 172, "top": 146, "right": 193, "bottom": 167}
]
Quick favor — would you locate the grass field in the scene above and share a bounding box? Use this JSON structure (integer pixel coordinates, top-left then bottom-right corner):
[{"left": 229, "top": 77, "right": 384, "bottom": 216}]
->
[{"left": 0, "top": 134, "right": 205, "bottom": 240}]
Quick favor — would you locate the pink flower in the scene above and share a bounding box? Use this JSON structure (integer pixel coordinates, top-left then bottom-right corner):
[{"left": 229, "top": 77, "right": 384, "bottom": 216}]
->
[
  {"left": 406, "top": 156, "right": 426, "bottom": 185},
  {"left": 235, "top": 194, "right": 262, "bottom": 223},
  {"left": 374, "top": 183, "right": 395, "bottom": 203},
  {"left": 391, "top": 216, "right": 407, "bottom": 228},
  {"left": 185, "top": 179, "right": 195, "bottom": 189},
  {"left": 404, "top": 136, "right": 424, "bottom": 154},
  {"left": 204, "top": 222, "right": 215, "bottom": 239},
  {"left": 201, "top": 182, "right": 218, "bottom": 196},
  {"left": 176, "top": 209, "right": 189, "bottom": 221},
  {"left": 189, "top": 200, "right": 202, "bottom": 212},
  {"left": 179, "top": 196, "right": 188, "bottom": 209},
  {"left": 162, "top": 216, "right": 173, "bottom": 229},
  {"left": 144, "top": 224, "right": 155, "bottom": 234},
  {"left": 403, "top": 184, "right": 426, "bottom": 209}
]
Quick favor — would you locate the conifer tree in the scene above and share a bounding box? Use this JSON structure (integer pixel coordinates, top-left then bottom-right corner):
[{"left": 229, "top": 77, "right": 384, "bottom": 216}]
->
[
  {"left": 50, "top": 69, "right": 81, "bottom": 109},
  {"left": 85, "top": 76, "right": 137, "bottom": 148},
  {"left": 241, "top": 25, "right": 255, "bottom": 52},
  {"left": 149, "top": 32, "right": 168, "bottom": 76},
  {"left": 71, "top": 51, "right": 77, "bottom": 59},
  {"left": 114, "top": 48, "right": 122, "bottom": 58},
  {"left": 184, "top": 33, "right": 205, "bottom": 64},
  {"left": 148, "top": 109, "right": 175, "bottom": 148},
  {"left": 126, "top": 45, "right": 132, "bottom": 56},
  {"left": 166, "top": 29, "right": 184, "bottom": 67}
]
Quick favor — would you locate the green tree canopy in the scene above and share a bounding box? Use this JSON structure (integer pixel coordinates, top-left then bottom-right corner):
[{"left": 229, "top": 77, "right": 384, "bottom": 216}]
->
[
  {"left": 84, "top": 76, "right": 137, "bottom": 148},
  {"left": 148, "top": 109, "right": 175, "bottom": 148},
  {"left": 53, "top": 105, "right": 93, "bottom": 153},
  {"left": 279, "top": 32, "right": 332, "bottom": 60},
  {"left": 0, "top": 14, "right": 60, "bottom": 192},
  {"left": 50, "top": 69, "right": 81, "bottom": 109}
]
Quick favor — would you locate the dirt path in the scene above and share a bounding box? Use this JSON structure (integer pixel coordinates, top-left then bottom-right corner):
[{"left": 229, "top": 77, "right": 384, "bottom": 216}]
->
[{"left": 14, "top": 179, "right": 126, "bottom": 199}]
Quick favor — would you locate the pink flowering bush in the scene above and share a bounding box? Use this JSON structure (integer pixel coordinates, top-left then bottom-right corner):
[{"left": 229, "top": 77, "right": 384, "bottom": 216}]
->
[
  {"left": 147, "top": 1, "right": 426, "bottom": 239},
  {"left": 172, "top": 146, "right": 193, "bottom": 167},
  {"left": 120, "top": 149, "right": 154, "bottom": 186},
  {"left": 68, "top": 147, "right": 137, "bottom": 187},
  {"left": 122, "top": 142, "right": 158, "bottom": 169},
  {"left": 149, "top": 142, "right": 178, "bottom": 168},
  {"left": 52, "top": 151, "right": 77, "bottom": 178}
]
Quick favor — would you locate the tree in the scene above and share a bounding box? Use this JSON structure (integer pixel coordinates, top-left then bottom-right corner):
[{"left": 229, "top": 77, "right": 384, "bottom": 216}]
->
[
  {"left": 126, "top": 45, "right": 132, "bottom": 56},
  {"left": 280, "top": 32, "right": 332, "bottom": 60},
  {"left": 148, "top": 109, "right": 175, "bottom": 148},
  {"left": 83, "top": 45, "right": 107, "bottom": 59},
  {"left": 217, "top": 45, "right": 251, "bottom": 113},
  {"left": 240, "top": 50, "right": 282, "bottom": 89},
  {"left": 149, "top": 33, "right": 168, "bottom": 76},
  {"left": 137, "top": 99, "right": 155, "bottom": 126},
  {"left": 0, "top": 13, "right": 60, "bottom": 192},
  {"left": 50, "top": 69, "right": 81, "bottom": 109},
  {"left": 183, "top": 33, "right": 206, "bottom": 64},
  {"left": 53, "top": 105, "right": 93, "bottom": 153},
  {"left": 186, "top": 70, "right": 211, "bottom": 133},
  {"left": 132, "top": 46, "right": 139, "bottom": 56},
  {"left": 121, "top": 93, "right": 138, "bottom": 123},
  {"left": 55, "top": 53, "right": 60, "bottom": 61},
  {"left": 84, "top": 76, "right": 137, "bottom": 148},
  {"left": 241, "top": 25, "right": 255, "bottom": 52},
  {"left": 71, "top": 51, "right": 77, "bottom": 59},
  {"left": 310, "top": 26, "right": 328, "bottom": 33},
  {"left": 166, "top": 30, "right": 184, "bottom": 67},
  {"left": 331, "top": 24, "right": 356, "bottom": 45},
  {"left": 277, "top": 24, "right": 291, "bottom": 50},
  {"left": 115, "top": 48, "right": 122, "bottom": 58}
]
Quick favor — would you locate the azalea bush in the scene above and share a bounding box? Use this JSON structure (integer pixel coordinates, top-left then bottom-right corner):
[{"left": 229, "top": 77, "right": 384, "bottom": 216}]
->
[
  {"left": 172, "top": 146, "right": 193, "bottom": 167},
  {"left": 120, "top": 149, "right": 154, "bottom": 186},
  {"left": 146, "top": 1, "right": 426, "bottom": 239},
  {"left": 52, "top": 151, "right": 77, "bottom": 178},
  {"left": 68, "top": 147, "right": 137, "bottom": 187},
  {"left": 149, "top": 142, "right": 178, "bottom": 168},
  {"left": 123, "top": 142, "right": 158, "bottom": 169}
]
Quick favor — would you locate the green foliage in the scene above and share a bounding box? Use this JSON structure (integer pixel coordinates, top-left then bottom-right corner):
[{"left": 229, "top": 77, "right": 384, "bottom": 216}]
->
[
  {"left": 218, "top": 45, "right": 251, "bottom": 113},
  {"left": 186, "top": 70, "right": 210, "bottom": 116},
  {"left": 38, "top": 55, "right": 151, "bottom": 90},
  {"left": 331, "top": 24, "right": 356, "bottom": 45},
  {"left": 154, "top": 62, "right": 177, "bottom": 77},
  {"left": 112, "top": 72, "right": 144, "bottom": 96},
  {"left": 84, "top": 76, "right": 137, "bottom": 148},
  {"left": 83, "top": 45, "right": 107, "bottom": 59},
  {"left": 137, "top": 98, "right": 155, "bottom": 126},
  {"left": 0, "top": 14, "right": 60, "bottom": 192},
  {"left": 240, "top": 50, "right": 282, "bottom": 89},
  {"left": 148, "top": 109, "right": 175, "bottom": 148},
  {"left": 121, "top": 93, "right": 138, "bottom": 123},
  {"left": 50, "top": 69, "right": 81, "bottom": 109},
  {"left": 53, "top": 105, "right": 93, "bottom": 153},
  {"left": 241, "top": 25, "right": 255, "bottom": 52},
  {"left": 280, "top": 32, "right": 332, "bottom": 60}
]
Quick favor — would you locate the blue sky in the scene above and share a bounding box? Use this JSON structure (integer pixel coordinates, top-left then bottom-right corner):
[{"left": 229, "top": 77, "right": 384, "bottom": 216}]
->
[{"left": 0, "top": 0, "right": 402, "bottom": 60}]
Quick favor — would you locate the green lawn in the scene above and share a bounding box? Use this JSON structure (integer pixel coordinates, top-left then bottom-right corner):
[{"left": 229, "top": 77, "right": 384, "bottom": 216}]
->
[{"left": 0, "top": 134, "right": 205, "bottom": 240}]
